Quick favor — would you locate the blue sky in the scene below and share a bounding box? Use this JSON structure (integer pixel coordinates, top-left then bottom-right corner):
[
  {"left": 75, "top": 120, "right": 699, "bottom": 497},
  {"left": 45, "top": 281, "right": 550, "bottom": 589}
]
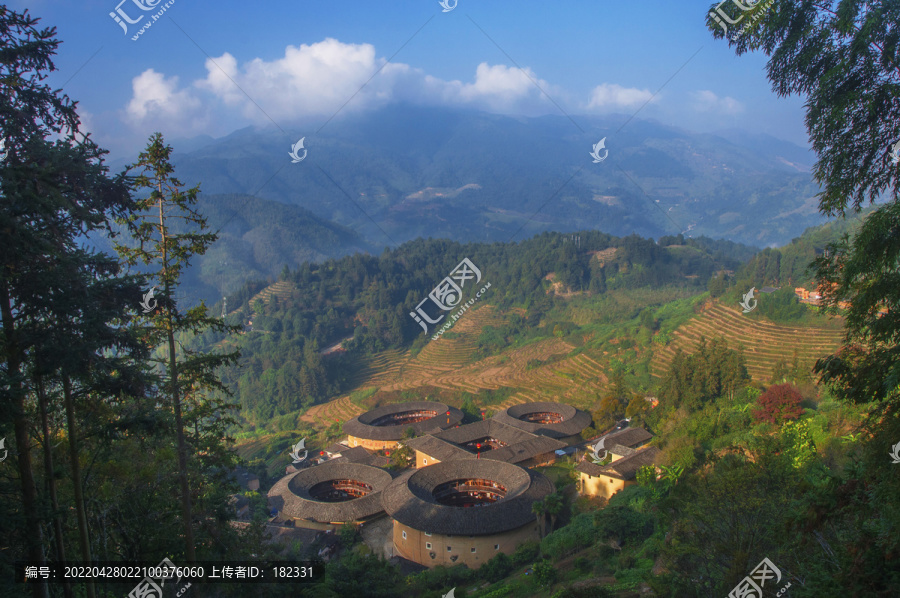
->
[{"left": 11, "top": 0, "right": 811, "bottom": 160}]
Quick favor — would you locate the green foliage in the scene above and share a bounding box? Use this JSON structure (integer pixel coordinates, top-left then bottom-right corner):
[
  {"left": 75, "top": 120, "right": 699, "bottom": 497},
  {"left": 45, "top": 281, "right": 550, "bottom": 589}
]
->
[
  {"left": 480, "top": 552, "right": 514, "bottom": 583},
  {"left": 540, "top": 513, "right": 596, "bottom": 561},
  {"left": 477, "top": 586, "right": 512, "bottom": 598},
  {"left": 708, "top": 272, "right": 728, "bottom": 298},
  {"left": 659, "top": 337, "right": 750, "bottom": 413},
  {"left": 460, "top": 397, "right": 483, "bottom": 423},
  {"left": 593, "top": 506, "right": 654, "bottom": 546},
  {"left": 201, "top": 230, "right": 748, "bottom": 424},
  {"left": 510, "top": 541, "right": 540, "bottom": 567},
  {"left": 752, "top": 288, "right": 811, "bottom": 323},
  {"left": 551, "top": 585, "right": 614, "bottom": 598},
  {"left": 389, "top": 442, "right": 414, "bottom": 470},
  {"left": 349, "top": 387, "right": 377, "bottom": 407},
  {"left": 315, "top": 552, "right": 401, "bottom": 598},
  {"left": 115, "top": 133, "right": 243, "bottom": 559},
  {"left": 405, "top": 564, "right": 475, "bottom": 596},
  {"left": 339, "top": 524, "right": 358, "bottom": 547},
  {"left": 780, "top": 419, "right": 817, "bottom": 469},
  {"left": 656, "top": 447, "right": 800, "bottom": 593},
  {"left": 815, "top": 203, "right": 900, "bottom": 407},
  {"left": 532, "top": 560, "right": 557, "bottom": 587}
]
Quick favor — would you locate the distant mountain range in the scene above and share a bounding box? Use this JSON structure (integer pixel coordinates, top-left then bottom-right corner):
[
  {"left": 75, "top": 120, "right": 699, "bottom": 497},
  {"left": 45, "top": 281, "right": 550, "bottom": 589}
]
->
[
  {"left": 98, "top": 106, "right": 828, "bottom": 304},
  {"left": 151, "top": 104, "right": 822, "bottom": 251}
]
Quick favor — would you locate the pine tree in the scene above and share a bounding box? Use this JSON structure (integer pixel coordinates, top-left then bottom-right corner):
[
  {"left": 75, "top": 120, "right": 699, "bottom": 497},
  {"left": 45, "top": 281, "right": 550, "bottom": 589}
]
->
[
  {"left": 0, "top": 8, "right": 138, "bottom": 596},
  {"left": 115, "top": 133, "right": 239, "bottom": 561}
]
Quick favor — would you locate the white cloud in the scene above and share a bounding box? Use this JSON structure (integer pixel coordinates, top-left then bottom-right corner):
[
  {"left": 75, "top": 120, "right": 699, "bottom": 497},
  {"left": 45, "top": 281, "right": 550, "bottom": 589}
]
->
[
  {"left": 191, "top": 40, "right": 560, "bottom": 122},
  {"left": 692, "top": 90, "right": 744, "bottom": 115},
  {"left": 586, "top": 83, "right": 655, "bottom": 111},
  {"left": 120, "top": 39, "right": 570, "bottom": 132},
  {"left": 119, "top": 38, "right": 665, "bottom": 140},
  {"left": 196, "top": 39, "right": 406, "bottom": 121},
  {"left": 125, "top": 69, "right": 205, "bottom": 131}
]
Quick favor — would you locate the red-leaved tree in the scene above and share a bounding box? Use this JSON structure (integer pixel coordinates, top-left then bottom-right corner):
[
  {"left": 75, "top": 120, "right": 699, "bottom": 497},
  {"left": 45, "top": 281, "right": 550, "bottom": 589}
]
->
[{"left": 753, "top": 383, "right": 804, "bottom": 425}]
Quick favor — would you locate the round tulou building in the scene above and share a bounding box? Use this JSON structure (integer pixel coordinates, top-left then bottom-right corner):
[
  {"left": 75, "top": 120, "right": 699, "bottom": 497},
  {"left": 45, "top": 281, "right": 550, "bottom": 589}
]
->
[
  {"left": 381, "top": 459, "right": 554, "bottom": 569},
  {"left": 343, "top": 400, "right": 464, "bottom": 450},
  {"left": 267, "top": 461, "right": 393, "bottom": 530},
  {"left": 492, "top": 401, "right": 591, "bottom": 443}
]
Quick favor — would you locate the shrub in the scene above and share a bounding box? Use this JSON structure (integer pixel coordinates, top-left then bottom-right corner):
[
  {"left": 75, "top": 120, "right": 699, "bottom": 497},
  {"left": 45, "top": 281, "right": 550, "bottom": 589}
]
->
[
  {"left": 551, "top": 585, "right": 614, "bottom": 598},
  {"left": 533, "top": 560, "right": 557, "bottom": 587},
  {"left": 594, "top": 506, "right": 653, "bottom": 545},
  {"left": 406, "top": 564, "right": 475, "bottom": 595},
  {"left": 573, "top": 556, "right": 590, "bottom": 573},
  {"left": 339, "top": 524, "right": 357, "bottom": 547},
  {"left": 753, "top": 383, "right": 804, "bottom": 424},
  {"left": 481, "top": 552, "right": 513, "bottom": 583},
  {"left": 511, "top": 541, "right": 540, "bottom": 566},
  {"left": 541, "top": 513, "right": 596, "bottom": 561},
  {"left": 479, "top": 587, "right": 513, "bottom": 598}
]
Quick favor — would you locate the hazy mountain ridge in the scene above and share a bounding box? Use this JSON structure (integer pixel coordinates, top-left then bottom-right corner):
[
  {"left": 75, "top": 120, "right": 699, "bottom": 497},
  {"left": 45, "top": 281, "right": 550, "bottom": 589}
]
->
[
  {"left": 87, "top": 193, "right": 374, "bottom": 306},
  {"left": 157, "top": 105, "right": 823, "bottom": 249}
]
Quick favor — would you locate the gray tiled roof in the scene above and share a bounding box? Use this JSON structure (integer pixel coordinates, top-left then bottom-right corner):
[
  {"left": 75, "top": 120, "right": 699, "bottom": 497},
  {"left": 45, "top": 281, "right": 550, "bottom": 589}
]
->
[
  {"left": 381, "top": 459, "right": 554, "bottom": 535},
  {"left": 602, "top": 427, "right": 653, "bottom": 449},
  {"left": 328, "top": 446, "right": 391, "bottom": 468},
  {"left": 493, "top": 401, "right": 592, "bottom": 438},
  {"left": 607, "top": 444, "right": 637, "bottom": 458},
  {"left": 406, "top": 435, "right": 471, "bottom": 461},
  {"left": 268, "top": 461, "right": 394, "bottom": 523},
  {"left": 576, "top": 446, "right": 662, "bottom": 481},
  {"left": 343, "top": 401, "right": 464, "bottom": 441},
  {"left": 406, "top": 420, "right": 566, "bottom": 464}
]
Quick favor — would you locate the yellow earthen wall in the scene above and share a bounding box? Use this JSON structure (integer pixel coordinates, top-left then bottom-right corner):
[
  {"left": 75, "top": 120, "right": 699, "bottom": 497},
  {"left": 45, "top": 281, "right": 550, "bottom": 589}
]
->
[
  {"left": 415, "top": 450, "right": 441, "bottom": 468},
  {"left": 392, "top": 520, "right": 539, "bottom": 569},
  {"left": 579, "top": 472, "right": 631, "bottom": 500},
  {"left": 347, "top": 435, "right": 399, "bottom": 451}
]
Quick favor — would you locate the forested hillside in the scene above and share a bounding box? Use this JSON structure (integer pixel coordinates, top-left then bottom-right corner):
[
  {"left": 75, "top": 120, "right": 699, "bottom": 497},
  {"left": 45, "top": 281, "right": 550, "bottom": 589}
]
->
[
  {"left": 89, "top": 192, "right": 375, "bottom": 305},
  {"left": 201, "top": 231, "right": 754, "bottom": 422}
]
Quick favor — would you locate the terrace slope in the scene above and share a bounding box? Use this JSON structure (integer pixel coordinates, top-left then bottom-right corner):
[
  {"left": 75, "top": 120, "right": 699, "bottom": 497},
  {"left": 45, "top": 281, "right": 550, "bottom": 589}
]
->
[
  {"left": 299, "top": 305, "right": 609, "bottom": 430},
  {"left": 651, "top": 300, "right": 844, "bottom": 383}
]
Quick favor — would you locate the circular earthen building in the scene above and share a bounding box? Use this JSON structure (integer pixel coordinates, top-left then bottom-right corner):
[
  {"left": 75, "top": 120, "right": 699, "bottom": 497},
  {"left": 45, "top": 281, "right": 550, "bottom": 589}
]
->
[
  {"left": 493, "top": 401, "right": 591, "bottom": 441},
  {"left": 268, "top": 461, "right": 393, "bottom": 529},
  {"left": 343, "top": 400, "right": 464, "bottom": 450},
  {"left": 382, "top": 459, "right": 553, "bottom": 569}
]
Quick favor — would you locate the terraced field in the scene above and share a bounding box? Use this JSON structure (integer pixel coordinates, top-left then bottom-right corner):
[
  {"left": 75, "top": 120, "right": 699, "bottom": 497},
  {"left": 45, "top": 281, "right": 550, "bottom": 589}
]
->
[
  {"left": 364, "top": 305, "right": 505, "bottom": 390},
  {"left": 299, "top": 395, "right": 364, "bottom": 426},
  {"left": 295, "top": 305, "right": 610, "bottom": 429},
  {"left": 652, "top": 301, "right": 845, "bottom": 382},
  {"left": 244, "top": 280, "right": 298, "bottom": 313},
  {"left": 360, "top": 305, "right": 608, "bottom": 408}
]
